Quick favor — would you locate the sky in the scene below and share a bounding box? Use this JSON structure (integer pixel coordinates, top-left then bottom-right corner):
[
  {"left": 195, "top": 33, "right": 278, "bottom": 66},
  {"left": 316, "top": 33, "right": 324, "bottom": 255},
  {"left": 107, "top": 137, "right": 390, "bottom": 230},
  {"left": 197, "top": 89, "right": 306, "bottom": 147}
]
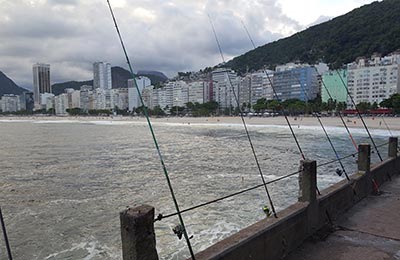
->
[{"left": 0, "top": 0, "right": 378, "bottom": 89}]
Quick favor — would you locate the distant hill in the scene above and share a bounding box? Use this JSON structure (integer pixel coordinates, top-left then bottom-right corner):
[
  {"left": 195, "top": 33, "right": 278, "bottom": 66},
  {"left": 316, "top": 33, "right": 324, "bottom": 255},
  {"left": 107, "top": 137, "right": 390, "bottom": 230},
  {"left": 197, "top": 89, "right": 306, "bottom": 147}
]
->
[
  {"left": 137, "top": 70, "right": 168, "bottom": 84},
  {"left": 52, "top": 80, "right": 93, "bottom": 96},
  {"left": 0, "top": 71, "right": 28, "bottom": 96},
  {"left": 112, "top": 66, "right": 131, "bottom": 88},
  {"left": 226, "top": 0, "right": 400, "bottom": 73},
  {"left": 51, "top": 67, "right": 168, "bottom": 94}
]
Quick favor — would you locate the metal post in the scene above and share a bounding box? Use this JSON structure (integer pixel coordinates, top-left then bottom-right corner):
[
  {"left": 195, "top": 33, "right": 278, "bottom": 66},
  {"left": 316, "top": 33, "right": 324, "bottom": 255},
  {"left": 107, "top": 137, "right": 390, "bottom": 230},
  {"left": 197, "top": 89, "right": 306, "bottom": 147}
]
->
[
  {"left": 388, "top": 137, "right": 398, "bottom": 158},
  {"left": 120, "top": 205, "right": 158, "bottom": 260}
]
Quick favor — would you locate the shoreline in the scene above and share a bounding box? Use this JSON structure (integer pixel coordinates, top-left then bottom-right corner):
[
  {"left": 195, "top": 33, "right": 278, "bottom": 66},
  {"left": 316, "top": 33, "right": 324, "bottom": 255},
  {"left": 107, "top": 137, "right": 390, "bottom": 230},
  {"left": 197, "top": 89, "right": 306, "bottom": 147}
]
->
[{"left": 1, "top": 115, "right": 400, "bottom": 131}]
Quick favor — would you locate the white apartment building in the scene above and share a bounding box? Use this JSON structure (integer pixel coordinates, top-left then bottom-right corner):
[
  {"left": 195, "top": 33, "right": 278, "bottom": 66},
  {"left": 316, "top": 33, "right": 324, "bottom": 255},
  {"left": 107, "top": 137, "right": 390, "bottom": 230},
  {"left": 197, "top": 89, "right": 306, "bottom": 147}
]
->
[
  {"left": 0, "top": 94, "right": 20, "bottom": 112},
  {"left": 173, "top": 81, "right": 189, "bottom": 107},
  {"left": 93, "top": 62, "right": 112, "bottom": 90},
  {"left": 347, "top": 53, "right": 400, "bottom": 107},
  {"left": 239, "top": 76, "right": 251, "bottom": 107},
  {"left": 128, "top": 76, "right": 151, "bottom": 111},
  {"left": 112, "top": 88, "right": 129, "bottom": 110},
  {"left": 70, "top": 90, "right": 81, "bottom": 109},
  {"left": 142, "top": 85, "right": 154, "bottom": 109},
  {"left": 213, "top": 80, "right": 239, "bottom": 109},
  {"left": 80, "top": 85, "right": 94, "bottom": 112},
  {"left": 157, "top": 82, "right": 174, "bottom": 110},
  {"left": 237, "top": 71, "right": 273, "bottom": 107},
  {"left": 188, "top": 81, "right": 207, "bottom": 104},
  {"left": 40, "top": 93, "right": 55, "bottom": 110},
  {"left": 263, "top": 71, "right": 274, "bottom": 100},
  {"left": 55, "top": 93, "right": 69, "bottom": 115},
  {"left": 250, "top": 72, "right": 265, "bottom": 105},
  {"left": 212, "top": 68, "right": 239, "bottom": 109}
]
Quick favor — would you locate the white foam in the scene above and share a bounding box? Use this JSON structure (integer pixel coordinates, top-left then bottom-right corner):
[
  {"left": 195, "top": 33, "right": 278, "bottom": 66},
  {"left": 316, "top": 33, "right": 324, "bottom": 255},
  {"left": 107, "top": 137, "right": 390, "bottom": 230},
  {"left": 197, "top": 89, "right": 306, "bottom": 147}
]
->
[{"left": 44, "top": 241, "right": 97, "bottom": 259}]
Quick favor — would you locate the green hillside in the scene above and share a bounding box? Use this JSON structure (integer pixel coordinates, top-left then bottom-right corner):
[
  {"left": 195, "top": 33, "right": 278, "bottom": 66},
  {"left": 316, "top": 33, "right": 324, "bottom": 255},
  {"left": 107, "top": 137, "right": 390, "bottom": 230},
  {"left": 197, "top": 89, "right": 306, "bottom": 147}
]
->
[{"left": 226, "top": 0, "right": 400, "bottom": 73}]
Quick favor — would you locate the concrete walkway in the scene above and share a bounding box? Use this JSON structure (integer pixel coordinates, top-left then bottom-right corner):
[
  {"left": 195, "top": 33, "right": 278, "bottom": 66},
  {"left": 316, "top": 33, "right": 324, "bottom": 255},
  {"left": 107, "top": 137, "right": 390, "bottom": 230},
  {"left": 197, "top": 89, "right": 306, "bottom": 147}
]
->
[{"left": 286, "top": 175, "right": 400, "bottom": 260}]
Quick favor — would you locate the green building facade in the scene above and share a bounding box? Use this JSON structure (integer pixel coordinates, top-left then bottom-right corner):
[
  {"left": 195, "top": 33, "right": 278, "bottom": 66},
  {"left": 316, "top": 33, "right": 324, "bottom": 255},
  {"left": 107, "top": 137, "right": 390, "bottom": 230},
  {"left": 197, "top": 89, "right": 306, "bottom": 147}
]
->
[{"left": 321, "top": 69, "right": 348, "bottom": 103}]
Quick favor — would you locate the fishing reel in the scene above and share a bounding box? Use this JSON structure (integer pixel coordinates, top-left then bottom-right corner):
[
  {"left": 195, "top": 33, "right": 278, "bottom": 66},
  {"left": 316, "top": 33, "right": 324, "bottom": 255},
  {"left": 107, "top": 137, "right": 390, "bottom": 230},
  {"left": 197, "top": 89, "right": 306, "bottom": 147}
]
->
[
  {"left": 263, "top": 205, "right": 272, "bottom": 217},
  {"left": 336, "top": 168, "right": 343, "bottom": 176},
  {"left": 172, "top": 224, "right": 194, "bottom": 240},
  {"left": 173, "top": 224, "right": 184, "bottom": 240}
]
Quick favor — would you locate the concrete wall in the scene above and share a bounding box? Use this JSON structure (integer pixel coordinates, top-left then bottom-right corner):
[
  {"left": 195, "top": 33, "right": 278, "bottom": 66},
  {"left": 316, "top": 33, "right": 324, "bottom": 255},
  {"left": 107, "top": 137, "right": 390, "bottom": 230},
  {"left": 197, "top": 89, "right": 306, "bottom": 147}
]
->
[{"left": 192, "top": 143, "right": 399, "bottom": 260}]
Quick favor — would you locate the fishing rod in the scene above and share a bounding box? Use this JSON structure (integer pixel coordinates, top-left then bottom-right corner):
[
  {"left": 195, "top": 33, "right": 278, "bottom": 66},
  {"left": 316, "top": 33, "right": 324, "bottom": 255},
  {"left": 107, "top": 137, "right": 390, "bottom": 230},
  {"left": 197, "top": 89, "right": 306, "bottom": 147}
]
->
[
  {"left": 240, "top": 22, "right": 306, "bottom": 161},
  {"left": 0, "top": 207, "right": 13, "bottom": 260},
  {"left": 318, "top": 70, "right": 359, "bottom": 152},
  {"left": 290, "top": 70, "right": 350, "bottom": 181},
  {"left": 208, "top": 14, "right": 278, "bottom": 218},
  {"left": 240, "top": 21, "right": 322, "bottom": 195},
  {"left": 336, "top": 70, "right": 383, "bottom": 161},
  {"left": 381, "top": 116, "right": 393, "bottom": 137},
  {"left": 292, "top": 32, "right": 359, "bottom": 152},
  {"left": 106, "top": 1, "right": 196, "bottom": 258},
  {"left": 310, "top": 69, "right": 382, "bottom": 191},
  {"left": 240, "top": 21, "right": 309, "bottom": 160}
]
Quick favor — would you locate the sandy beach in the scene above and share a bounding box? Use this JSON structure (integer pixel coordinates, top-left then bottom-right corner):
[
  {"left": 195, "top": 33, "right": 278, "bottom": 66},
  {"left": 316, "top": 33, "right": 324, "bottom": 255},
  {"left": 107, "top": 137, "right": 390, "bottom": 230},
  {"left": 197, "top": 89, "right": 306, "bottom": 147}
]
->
[{"left": 1, "top": 115, "right": 400, "bottom": 131}]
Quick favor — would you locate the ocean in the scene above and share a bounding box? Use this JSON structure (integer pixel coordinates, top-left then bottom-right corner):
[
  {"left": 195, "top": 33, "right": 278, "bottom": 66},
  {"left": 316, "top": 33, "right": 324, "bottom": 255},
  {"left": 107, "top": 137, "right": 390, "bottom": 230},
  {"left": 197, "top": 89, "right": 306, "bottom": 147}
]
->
[{"left": 0, "top": 119, "right": 393, "bottom": 259}]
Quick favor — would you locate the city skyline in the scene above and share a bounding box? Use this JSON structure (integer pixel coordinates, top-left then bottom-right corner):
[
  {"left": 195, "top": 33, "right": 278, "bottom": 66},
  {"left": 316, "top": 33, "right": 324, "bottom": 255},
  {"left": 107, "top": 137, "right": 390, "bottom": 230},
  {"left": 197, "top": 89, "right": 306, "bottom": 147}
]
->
[{"left": 0, "top": 0, "right": 377, "bottom": 89}]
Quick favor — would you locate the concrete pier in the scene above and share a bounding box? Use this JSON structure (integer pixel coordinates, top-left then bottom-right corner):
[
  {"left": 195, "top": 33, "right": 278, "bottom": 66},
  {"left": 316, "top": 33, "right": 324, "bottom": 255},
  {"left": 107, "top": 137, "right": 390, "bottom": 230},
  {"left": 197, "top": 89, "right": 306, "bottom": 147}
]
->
[
  {"left": 190, "top": 138, "right": 399, "bottom": 260},
  {"left": 285, "top": 175, "right": 400, "bottom": 260}
]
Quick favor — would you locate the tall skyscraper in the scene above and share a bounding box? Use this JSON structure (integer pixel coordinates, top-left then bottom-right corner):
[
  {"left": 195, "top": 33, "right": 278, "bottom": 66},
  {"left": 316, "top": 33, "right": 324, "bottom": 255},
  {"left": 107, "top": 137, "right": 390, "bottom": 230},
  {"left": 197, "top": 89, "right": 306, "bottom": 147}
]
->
[
  {"left": 93, "top": 62, "right": 112, "bottom": 90},
  {"left": 33, "top": 63, "right": 51, "bottom": 105}
]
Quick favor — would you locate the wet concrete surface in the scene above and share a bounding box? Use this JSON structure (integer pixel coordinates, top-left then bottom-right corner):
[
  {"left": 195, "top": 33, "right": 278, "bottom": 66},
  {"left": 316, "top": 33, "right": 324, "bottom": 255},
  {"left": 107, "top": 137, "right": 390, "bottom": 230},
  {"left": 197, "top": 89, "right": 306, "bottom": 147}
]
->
[{"left": 286, "top": 174, "right": 400, "bottom": 260}]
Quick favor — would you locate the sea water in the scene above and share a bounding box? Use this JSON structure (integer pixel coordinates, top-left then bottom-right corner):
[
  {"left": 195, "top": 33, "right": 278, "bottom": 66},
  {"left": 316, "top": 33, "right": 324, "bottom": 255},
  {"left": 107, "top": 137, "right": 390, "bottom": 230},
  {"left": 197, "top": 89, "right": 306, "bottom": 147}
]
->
[{"left": 0, "top": 119, "right": 392, "bottom": 259}]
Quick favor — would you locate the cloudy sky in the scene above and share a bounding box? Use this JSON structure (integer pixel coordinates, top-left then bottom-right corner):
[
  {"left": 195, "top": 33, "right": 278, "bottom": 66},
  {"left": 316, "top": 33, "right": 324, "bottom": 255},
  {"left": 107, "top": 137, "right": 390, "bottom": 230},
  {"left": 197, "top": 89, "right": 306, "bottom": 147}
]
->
[{"left": 0, "top": 0, "right": 378, "bottom": 89}]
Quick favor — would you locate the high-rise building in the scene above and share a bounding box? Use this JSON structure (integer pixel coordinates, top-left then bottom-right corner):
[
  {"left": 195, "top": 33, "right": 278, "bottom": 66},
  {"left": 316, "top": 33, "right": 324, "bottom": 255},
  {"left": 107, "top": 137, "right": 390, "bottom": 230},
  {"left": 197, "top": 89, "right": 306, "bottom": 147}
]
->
[
  {"left": 188, "top": 81, "right": 208, "bottom": 104},
  {"left": 0, "top": 94, "right": 20, "bottom": 112},
  {"left": 321, "top": 70, "right": 348, "bottom": 103},
  {"left": 128, "top": 76, "right": 151, "bottom": 111},
  {"left": 33, "top": 63, "right": 51, "bottom": 106},
  {"left": 93, "top": 62, "right": 112, "bottom": 90},
  {"left": 40, "top": 93, "right": 55, "bottom": 110},
  {"left": 273, "top": 63, "right": 319, "bottom": 101},
  {"left": 80, "top": 85, "right": 94, "bottom": 112},
  {"left": 346, "top": 53, "right": 400, "bottom": 107},
  {"left": 19, "top": 92, "right": 34, "bottom": 112},
  {"left": 55, "top": 93, "right": 69, "bottom": 115},
  {"left": 172, "top": 81, "right": 189, "bottom": 107},
  {"left": 112, "top": 88, "right": 129, "bottom": 110},
  {"left": 212, "top": 68, "right": 238, "bottom": 109}
]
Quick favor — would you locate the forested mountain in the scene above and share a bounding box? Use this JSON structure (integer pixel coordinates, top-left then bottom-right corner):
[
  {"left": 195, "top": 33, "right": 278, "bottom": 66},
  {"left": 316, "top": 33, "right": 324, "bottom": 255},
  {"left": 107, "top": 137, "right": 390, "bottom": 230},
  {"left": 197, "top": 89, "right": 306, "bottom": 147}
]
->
[
  {"left": 0, "top": 71, "right": 28, "bottom": 96},
  {"left": 226, "top": 0, "right": 400, "bottom": 73}
]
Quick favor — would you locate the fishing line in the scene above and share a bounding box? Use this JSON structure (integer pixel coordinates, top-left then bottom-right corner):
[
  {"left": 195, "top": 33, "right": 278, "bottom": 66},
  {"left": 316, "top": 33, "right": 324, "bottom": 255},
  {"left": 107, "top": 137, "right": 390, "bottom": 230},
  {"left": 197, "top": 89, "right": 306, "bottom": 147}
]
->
[
  {"left": 106, "top": 1, "right": 195, "bottom": 258},
  {"left": 208, "top": 14, "right": 278, "bottom": 218},
  {"left": 156, "top": 140, "right": 388, "bottom": 221},
  {"left": 381, "top": 117, "right": 393, "bottom": 137},
  {"left": 240, "top": 21, "right": 322, "bottom": 196},
  {"left": 290, "top": 70, "right": 350, "bottom": 181},
  {"left": 241, "top": 21, "right": 306, "bottom": 161},
  {"left": 318, "top": 70, "right": 359, "bottom": 151},
  {"left": 336, "top": 71, "right": 383, "bottom": 161}
]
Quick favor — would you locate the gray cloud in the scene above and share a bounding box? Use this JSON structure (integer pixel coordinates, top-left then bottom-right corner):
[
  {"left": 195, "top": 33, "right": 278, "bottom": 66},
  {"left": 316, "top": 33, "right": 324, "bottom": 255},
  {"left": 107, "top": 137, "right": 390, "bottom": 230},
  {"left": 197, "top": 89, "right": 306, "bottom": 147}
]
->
[{"left": 0, "top": 0, "right": 310, "bottom": 89}]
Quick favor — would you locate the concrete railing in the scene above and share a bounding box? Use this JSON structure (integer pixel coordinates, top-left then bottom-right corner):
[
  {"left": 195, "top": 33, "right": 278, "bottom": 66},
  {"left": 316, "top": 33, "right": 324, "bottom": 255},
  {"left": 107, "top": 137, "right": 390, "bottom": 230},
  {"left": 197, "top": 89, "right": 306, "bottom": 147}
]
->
[{"left": 120, "top": 137, "right": 399, "bottom": 260}]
